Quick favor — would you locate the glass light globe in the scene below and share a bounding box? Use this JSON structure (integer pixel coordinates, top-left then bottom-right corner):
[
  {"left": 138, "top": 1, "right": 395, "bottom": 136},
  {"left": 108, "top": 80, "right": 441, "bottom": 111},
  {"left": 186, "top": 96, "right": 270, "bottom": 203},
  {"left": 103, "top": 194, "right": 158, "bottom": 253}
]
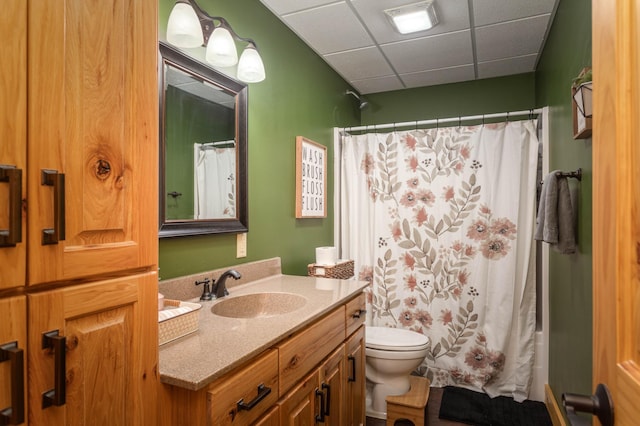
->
[
  {"left": 166, "top": 3, "right": 204, "bottom": 48},
  {"left": 206, "top": 27, "right": 238, "bottom": 67},
  {"left": 237, "top": 46, "right": 266, "bottom": 83}
]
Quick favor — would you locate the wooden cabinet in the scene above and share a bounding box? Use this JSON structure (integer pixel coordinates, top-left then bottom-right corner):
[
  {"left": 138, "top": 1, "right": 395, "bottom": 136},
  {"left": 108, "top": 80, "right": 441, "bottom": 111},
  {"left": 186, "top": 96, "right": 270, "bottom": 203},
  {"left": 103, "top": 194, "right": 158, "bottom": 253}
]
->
[
  {"left": 160, "top": 294, "right": 366, "bottom": 426},
  {"left": 26, "top": 273, "right": 158, "bottom": 426},
  {"left": 1, "top": 0, "right": 158, "bottom": 424},
  {"left": 0, "top": 297, "right": 28, "bottom": 426},
  {"left": 26, "top": 0, "right": 158, "bottom": 286},
  {"left": 0, "top": 0, "right": 26, "bottom": 291},
  {"left": 207, "top": 350, "right": 279, "bottom": 425},
  {"left": 318, "top": 346, "right": 346, "bottom": 424},
  {"left": 345, "top": 327, "right": 365, "bottom": 426},
  {"left": 277, "top": 369, "right": 320, "bottom": 425}
]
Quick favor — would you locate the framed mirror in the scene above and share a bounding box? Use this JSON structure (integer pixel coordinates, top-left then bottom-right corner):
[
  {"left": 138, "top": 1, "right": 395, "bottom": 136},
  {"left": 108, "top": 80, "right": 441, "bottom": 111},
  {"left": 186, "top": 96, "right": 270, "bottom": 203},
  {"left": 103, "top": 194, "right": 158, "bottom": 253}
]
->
[{"left": 159, "top": 41, "right": 248, "bottom": 238}]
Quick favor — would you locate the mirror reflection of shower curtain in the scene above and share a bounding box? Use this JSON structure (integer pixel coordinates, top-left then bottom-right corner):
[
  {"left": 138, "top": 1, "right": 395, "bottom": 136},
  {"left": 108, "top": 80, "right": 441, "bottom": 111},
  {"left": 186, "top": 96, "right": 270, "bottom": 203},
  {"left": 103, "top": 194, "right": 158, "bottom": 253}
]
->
[{"left": 194, "top": 143, "right": 236, "bottom": 219}]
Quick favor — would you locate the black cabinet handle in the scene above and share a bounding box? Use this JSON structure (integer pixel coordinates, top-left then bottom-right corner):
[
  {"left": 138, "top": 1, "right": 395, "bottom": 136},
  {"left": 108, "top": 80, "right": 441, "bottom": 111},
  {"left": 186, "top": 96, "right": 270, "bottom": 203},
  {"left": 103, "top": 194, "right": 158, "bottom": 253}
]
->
[
  {"left": 0, "top": 165, "right": 22, "bottom": 247},
  {"left": 348, "top": 355, "right": 357, "bottom": 382},
  {"left": 315, "top": 388, "right": 325, "bottom": 423},
  {"left": 41, "top": 169, "right": 65, "bottom": 245},
  {"left": 236, "top": 383, "right": 271, "bottom": 411},
  {"left": 41, "top": 330, "right": 66, "bottom": 408},
  {"left": 0, "top": 341, "right": 25, "bottom": 425},
  {"left": 321, "top": 383, "right": 331, "bottom": 417},
  {"left": 351, "top": 309, "right": 366, "bottom": 319}
]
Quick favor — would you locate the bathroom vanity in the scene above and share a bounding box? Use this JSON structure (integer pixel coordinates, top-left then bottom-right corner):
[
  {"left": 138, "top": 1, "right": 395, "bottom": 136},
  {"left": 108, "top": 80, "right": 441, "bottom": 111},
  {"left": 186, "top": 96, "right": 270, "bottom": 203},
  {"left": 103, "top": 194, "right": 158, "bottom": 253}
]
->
[{"left": 158, "top": 272, "right": 368, "bottom": 425}]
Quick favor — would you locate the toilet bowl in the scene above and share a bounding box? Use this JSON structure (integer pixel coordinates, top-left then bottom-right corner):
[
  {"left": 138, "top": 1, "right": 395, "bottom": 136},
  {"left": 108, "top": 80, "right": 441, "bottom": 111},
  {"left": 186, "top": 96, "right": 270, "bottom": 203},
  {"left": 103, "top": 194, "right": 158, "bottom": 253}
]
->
[{"left": 365, "top": 326, "right": 430, "bottom": 419}]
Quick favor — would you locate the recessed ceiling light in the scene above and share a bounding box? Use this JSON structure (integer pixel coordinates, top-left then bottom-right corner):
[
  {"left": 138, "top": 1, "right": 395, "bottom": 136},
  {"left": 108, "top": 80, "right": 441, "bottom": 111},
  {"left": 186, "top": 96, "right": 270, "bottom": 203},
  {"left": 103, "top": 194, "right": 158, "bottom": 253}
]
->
[{"left": 385, "top": 1, "right": 439, "bottom": 35}]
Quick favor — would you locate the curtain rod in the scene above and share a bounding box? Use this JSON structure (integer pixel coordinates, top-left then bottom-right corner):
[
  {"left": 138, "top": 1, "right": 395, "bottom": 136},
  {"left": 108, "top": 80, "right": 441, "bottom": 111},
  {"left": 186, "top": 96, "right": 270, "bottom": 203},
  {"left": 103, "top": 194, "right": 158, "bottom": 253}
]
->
[{"left": 339, "top": 108, "right": 543, "bottom": 133}]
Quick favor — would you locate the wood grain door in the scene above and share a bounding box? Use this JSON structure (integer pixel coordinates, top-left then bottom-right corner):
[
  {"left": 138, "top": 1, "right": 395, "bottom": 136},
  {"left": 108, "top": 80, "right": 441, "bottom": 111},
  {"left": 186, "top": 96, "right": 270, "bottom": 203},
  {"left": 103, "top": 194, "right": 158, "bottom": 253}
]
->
[
  {"left": 26, "top": 272, "right": 158, "bottom": 426},
  {"left": 26, "top": 0, "right": 157, "bottom": 286},
  {"left": 0, "top": 0, "right": 26, "bottom": 291},
  {"left": 592, "top": 0, "right": 640, "bottom": 424},
  {"left": 345, "top": 326, "right": 365, "bottom": 426},
  {"left": 0, "top": 296, "right": 27, "bottom": 425},
  {"left": 319, "top": 345, "right": 346, "bottom": 425},
  {"left": 278, "top": 369, "right": 320, "bottom": 426}
]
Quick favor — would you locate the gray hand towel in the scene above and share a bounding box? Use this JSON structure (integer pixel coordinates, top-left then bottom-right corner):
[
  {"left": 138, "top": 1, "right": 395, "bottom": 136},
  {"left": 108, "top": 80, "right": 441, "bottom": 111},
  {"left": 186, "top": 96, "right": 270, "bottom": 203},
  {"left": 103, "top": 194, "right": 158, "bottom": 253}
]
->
[{"left": 534, "top": 171, "right": 576, "bottom": 254}]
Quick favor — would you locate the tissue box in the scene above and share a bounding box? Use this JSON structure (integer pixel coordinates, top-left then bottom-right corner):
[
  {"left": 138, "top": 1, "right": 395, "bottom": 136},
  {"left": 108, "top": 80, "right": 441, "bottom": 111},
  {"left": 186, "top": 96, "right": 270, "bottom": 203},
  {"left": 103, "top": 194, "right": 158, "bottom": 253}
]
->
[
  {"left": 158, "top": 300, "right": 202, "bottom": 345},
  {"left": 307, "top": 259, "right": 354, "bottom": 279}
]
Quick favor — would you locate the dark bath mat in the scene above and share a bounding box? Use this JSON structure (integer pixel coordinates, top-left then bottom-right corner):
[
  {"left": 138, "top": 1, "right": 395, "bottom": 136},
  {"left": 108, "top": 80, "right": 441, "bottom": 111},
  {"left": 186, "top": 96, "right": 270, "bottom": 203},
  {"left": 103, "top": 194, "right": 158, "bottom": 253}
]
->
[{"left": 438, "top": 386, "right": 552, "bottom": 426}]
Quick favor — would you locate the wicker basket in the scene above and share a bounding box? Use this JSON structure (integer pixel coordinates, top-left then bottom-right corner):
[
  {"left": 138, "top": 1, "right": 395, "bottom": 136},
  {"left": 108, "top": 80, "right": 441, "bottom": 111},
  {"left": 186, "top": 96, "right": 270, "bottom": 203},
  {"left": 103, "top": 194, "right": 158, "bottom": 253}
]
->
[
  {"left": 158, "top": 300, "right": 202, "bottom": 345},
  {"left": 308, "top": 259, "right": 354, "bottom": 279}
]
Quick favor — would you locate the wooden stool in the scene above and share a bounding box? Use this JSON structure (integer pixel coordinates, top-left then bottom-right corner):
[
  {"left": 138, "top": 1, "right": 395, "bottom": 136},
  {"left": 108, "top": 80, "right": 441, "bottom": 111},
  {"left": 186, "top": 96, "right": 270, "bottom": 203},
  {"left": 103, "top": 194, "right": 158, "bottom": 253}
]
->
[{"left": 385, "top": 376, "right": 431, "bottom": 426}]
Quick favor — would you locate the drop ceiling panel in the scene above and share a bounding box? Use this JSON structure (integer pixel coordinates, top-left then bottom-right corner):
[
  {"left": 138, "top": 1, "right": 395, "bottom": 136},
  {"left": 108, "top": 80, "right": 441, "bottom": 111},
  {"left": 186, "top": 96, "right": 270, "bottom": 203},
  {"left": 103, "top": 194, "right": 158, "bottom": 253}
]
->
[
  {"left": 281, "top": 3, "right": 373, "bottom": 54},
  {"left": 381, "top": 30, "right": 473, "bottom": 74},
  {"left": 258, "top": 0, "right": 560, "bottom": 94},
  {"left": 475, "top": 15, "right": 549, "bottom": 62},
  {"left": 400, "top": 65, "right": 476, "bottom": 88},
  {"left": 350, "top": 75, "right": 405, "bottom": 94},
  {"left": 472, "top": 0, "right": 557, "bottom": 26},
  {"left": 324, "top": 47, "right": 394, "bottom": 80},
  {"left": 477, "top": 55, "right": 538, "bottom": 79},
  {"left": 260, "top": 0, "right": 338, "bottom": 15}
]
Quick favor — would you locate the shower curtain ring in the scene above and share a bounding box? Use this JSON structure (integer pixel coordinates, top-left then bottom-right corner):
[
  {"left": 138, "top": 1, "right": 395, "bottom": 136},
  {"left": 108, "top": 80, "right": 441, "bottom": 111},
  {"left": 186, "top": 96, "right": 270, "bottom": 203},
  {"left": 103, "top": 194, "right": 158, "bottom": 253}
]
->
[
  {"left": 482, "top": 114, "right": 485, "bottom": 126},
  {"left": 506, "top": 112, "right": 510, "bottom": 122}
]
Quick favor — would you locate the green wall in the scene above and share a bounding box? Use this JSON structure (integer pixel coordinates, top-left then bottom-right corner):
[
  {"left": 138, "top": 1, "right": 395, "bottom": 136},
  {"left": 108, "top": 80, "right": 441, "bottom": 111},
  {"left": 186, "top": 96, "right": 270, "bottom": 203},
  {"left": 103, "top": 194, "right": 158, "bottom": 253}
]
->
[
  {"left": 361, "top": 73, "right": 536, "bottom": 124},
  {"left": 158, "top": 0, "right": 359, "bottom": 279},
  {"left": 535, "top": 0, "right": 593, "bottom": 409}
]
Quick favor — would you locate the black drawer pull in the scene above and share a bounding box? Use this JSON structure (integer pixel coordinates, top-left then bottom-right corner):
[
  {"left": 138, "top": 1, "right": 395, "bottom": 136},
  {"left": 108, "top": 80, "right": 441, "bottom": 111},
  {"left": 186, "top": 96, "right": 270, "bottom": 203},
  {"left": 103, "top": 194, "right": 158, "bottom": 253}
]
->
[
  {"left": 0, "top": 165, "right": 22, "bottom": 248},
  {"left": 0, "top": 341, "right": 25, "bottom": 425},
  {"left": 322, "top": 383, "right": 331, "bottom": 417},
  {"left": 315, "top": 387, "right": 326, "bottom": 422},
  {"left": 41, "top": 330, "right": 66, "bottom": 408},
  {"left": 41, "top": 169, "right": 65, "bottom": 245},
  {"left": 236, "top": 383, "right": 271, "bottom": 411},
  {"left": 351, "top": 308, "right": 366, "bottom": 319},
  {"left": 348, "top": 355, "right": 357, "bottom": 382}
]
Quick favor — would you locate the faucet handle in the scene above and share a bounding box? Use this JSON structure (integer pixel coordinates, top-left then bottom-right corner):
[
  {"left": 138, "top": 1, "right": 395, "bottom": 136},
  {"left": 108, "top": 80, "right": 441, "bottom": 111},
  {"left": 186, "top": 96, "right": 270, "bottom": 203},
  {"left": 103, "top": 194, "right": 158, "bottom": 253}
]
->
[{"left": 195, "top": 278, "right": 212, "bottom": 301}]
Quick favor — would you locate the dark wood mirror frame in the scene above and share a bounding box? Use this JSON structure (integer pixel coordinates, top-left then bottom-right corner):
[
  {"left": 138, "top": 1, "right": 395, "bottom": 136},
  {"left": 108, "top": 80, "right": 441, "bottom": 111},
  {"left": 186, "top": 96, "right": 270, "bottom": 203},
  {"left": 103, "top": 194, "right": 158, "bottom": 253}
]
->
[{"left": 158, "top": 42, "right": 248, "bottom": 238}]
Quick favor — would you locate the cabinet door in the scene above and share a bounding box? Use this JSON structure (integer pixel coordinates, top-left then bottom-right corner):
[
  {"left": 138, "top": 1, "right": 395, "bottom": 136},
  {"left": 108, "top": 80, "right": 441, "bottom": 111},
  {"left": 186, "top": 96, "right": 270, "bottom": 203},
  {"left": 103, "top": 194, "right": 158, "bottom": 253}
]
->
[
  {"left": 27, "top": 272, "right": 158, "bottom": 425},
  {"left": 0, "top": 0, "right": 26, "bottom": 291},
  {"left": 253, "top": 406, "right": 279, "bottom": 426},
  {"left": 345, "top": 326, "right": 365, "bottom": 426},
  {"left": 318, "top": 345, "right": 345, "bottom": 425},
  {"left": 0, "top": 296, "right": 27, "bottom": 425},
  {"left": 277, "top": 369, "right": 320, "bottom": 426},
  {"left": 26, "top": 0, "right": 158, "bottom": 286}
]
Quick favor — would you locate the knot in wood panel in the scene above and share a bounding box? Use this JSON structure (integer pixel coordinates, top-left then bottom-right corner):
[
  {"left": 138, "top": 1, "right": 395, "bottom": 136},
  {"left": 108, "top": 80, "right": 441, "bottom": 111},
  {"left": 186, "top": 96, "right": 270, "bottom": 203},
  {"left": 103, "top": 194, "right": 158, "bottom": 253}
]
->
[
  {"left": 289, "top": 355, "right": 300, "bottom": 367},
  {"left": 95, "top": 159, "right": 111, "bottom": 180}
]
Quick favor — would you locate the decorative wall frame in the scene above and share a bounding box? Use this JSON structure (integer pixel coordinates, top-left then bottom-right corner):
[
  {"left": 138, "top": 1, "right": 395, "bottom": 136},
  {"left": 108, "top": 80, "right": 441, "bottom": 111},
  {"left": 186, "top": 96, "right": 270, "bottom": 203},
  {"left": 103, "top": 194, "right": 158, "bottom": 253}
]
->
[{"left": 295, "top": 136, "right": 327, "bottom": 218}]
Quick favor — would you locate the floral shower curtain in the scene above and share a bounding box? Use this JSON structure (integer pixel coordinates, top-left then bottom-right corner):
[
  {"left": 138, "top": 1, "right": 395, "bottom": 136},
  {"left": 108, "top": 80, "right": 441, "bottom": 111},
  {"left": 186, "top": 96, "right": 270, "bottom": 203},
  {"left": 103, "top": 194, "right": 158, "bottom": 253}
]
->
[
  {"left": 338, "top": 121, "right": 539, "bottom": 401},
  {"left": 194, "top": 143, "right": 236, "bottom": 219}
]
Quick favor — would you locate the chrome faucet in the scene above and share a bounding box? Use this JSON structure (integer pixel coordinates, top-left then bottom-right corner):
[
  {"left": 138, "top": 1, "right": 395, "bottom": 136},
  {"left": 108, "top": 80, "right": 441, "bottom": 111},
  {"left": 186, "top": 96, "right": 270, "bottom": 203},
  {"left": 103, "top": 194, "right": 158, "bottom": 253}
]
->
[{"left": 212, "top": 269, "right": 241, "bottom": 299}]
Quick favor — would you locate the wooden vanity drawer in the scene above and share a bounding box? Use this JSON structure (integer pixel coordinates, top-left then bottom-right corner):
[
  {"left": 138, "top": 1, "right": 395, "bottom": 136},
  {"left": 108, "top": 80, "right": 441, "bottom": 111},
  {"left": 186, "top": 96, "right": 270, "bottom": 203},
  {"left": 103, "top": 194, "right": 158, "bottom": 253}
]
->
[
  {"left": 277, "top": 306, "right": 345, "bottom": 395},
  {"left": 346, "top": 292, "right": 366, "bottom": 337},
  {"left": 207, "top": 349, "right": 279, "bottom": 425}
]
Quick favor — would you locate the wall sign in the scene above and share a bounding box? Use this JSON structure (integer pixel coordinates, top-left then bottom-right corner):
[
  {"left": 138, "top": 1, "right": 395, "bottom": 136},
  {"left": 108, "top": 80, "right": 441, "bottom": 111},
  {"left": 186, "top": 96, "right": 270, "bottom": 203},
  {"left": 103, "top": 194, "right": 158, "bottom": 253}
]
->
[{"left": 295, "top": 136, "right": 327, "bottom": 218}]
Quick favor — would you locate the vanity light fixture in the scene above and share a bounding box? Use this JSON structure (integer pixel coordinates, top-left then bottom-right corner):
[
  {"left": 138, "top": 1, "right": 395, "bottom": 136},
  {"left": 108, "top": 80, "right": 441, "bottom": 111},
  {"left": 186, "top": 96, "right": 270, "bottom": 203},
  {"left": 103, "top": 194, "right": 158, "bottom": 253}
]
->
[
  {"left": 166, "top": 0, "right": 266, "bottom": 83},
  {"left": 385, "top": 1, "right": 439, "bottom": 35}
]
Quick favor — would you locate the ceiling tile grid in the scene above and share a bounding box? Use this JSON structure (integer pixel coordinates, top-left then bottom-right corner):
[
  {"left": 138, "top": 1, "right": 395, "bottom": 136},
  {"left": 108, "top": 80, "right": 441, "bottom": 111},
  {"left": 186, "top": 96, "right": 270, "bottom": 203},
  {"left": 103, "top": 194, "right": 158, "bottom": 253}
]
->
[{"left": 259, "top": 0, "right": 560, "bottom": 94}]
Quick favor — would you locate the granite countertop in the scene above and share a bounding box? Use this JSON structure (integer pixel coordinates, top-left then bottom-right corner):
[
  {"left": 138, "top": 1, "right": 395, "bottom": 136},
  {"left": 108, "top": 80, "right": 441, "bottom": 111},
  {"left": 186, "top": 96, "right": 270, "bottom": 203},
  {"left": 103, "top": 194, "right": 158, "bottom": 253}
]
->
[{"left": 158, "top": 274, "right": 369, "bottom": 391}]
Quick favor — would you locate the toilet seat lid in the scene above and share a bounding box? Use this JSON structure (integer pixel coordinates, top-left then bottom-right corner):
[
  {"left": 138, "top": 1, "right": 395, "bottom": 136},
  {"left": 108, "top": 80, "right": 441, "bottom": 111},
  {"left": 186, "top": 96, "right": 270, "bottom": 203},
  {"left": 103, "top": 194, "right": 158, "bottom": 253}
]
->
[{"left": 366, "top": 326, "right": 430, "bottom": 351}]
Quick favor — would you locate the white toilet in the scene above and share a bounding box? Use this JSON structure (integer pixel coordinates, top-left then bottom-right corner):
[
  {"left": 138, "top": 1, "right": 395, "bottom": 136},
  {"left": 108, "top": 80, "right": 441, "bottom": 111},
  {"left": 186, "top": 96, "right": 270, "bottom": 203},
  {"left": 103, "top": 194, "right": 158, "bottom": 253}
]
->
[{"left": 365, "top": 326, "right": 430, "bottom": 419}]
